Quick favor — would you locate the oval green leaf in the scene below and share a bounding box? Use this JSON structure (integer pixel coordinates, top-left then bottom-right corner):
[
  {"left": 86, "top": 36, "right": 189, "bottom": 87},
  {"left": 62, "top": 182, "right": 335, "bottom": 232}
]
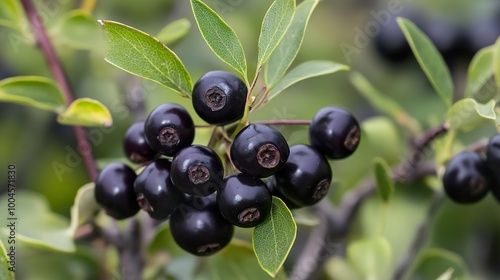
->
[
  {"left": 99, "top": 20, "right": 192, "bottom": 97},
  {"left": 407, "top": 248, "right": 468, "bottom": 280},
  {"left": 156, "top": 18, "right": 191, "bottom": 46},
  {"left": 69, "top": 183, "right": 99, "bottom": 236},
  {"left": 397, "top": 18, "right": 453, "bottom": 107},
  {"left": 446, "top": 98, "right": 496, "bottom": 132},
  {"left": 347, "top": 236, "right": 392, "bottom": 280},
  {"left": 0, "top": 76, "right": 66, "bottom": 112},
  {"left": 253, "top": 197, "right": 296, "bottom": 277},
  {"left": 0, "top": 240, "right": 15, "bottom": 280},
  {"left": 373, "top": 157, "right": 395, "bottom": 203},
  {"left": 191, "top": 0, "right": 247, "bottom": 81},
  {"left": 56, "top": 10, "right": 101, "bottom": 50},
  {"left": 268, "top": 60, "right": 349, "bottom": 101},
  {"left": 465, "top": 46, "right": 498, "bottom": 101},
  {"left": 265, "top": 0, "right": 319, "bottom": 88},
  {"left": 257, "top": 0, "right": 295, "bottom": 66},
  {"left": 58, "top": 98, "right": 112, "bottom": 127}
]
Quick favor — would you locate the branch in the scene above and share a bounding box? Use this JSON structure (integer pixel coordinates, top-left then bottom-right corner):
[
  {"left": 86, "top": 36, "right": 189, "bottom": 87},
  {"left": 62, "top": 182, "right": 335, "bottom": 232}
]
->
[{"left": 20, "top": 0, "right": 98, "bottom": 181}]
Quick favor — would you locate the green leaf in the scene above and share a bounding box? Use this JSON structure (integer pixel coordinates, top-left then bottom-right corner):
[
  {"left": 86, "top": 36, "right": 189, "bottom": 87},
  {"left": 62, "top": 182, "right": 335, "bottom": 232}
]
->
[
  {"left": 0, "top": 76, "right": 66, "bottom": 112},
  {"left": 0, "top": 191, "right": 75, "bottom": 252},
  {"left": 407, "top": 248, "right": 468, "bottom": 280},
  {"left": 446, "top": 98, "right": 496, "bottom": 132},
  {"left": 190, "top": 0, "right": 247, "bottom": 81},
  {"left": 69, "top": 183, "right": 99, "bottom": 236},
  {"left": 268, "top": 60, "right": 349, "bottom": 101},
  {"left": 156, "top": 18, "right": 191, "bottom": 45},
  {"left": 0, "top": 239, "right": 14, "bottom": 280},
  {"left": 99, "top": 20, "right": 192, "bottom": 97},
  {"left": 347, "top": 236, "right": 392, "bottom": 280},
  {"left": 0, "top": 0, "right": 24, "bottom": 30},
  {"left": 257, "top": 0, "right": 295, "bottom": 67},
  {"left": 465, "top": 46, "right": 498, "bottom": 101},
  {"left": 495, "top": 37, "right": 500, "bottom": 89},
  {"left": 253, "top": 197, "right": 296, "bottom": 277},
  {"left": 56, "top": 10, "right": 101, "bottom": 50},
  {"left": 58, "top": 98, "right": 113, "bottom": 127},
  {"left": 397, "top": 18, "right": 453, "bottom": 107},
  {"left": 350, "top": 72, "right": 421, "bottom": 135},
  {"left": 373, "top": 157, "right": 395, "bottom": 203},
  {"left": 436, "top": 268, "right": 455, "bottom": 280},
  {"left": 265, "top": 0, "right": 319, "bottom": 88}
]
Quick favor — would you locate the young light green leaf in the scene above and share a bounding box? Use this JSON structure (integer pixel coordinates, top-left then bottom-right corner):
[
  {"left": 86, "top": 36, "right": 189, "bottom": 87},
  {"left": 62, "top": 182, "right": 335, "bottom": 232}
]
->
[
  {"left": 99, "top": 20, "right": 192, "bottom": 97},
  {"left": 446, "top": 98, "right": 496, "bottom": 132},
  {"left": 56, "top": 10, "right": 101, "bottom": 50},
  {"left": 397, "top": 18, "right": 453, "bottom": 107},
  {"left": 350, "top": 72, "right": 421, "bottom": 135},
  {"left": 0, "top": 76, "right": 66, "bottom": 112},
  {"left": 347, "top": 237, "right": 392, "bottom": 280},
  {"left": 436, "top": 268, "right": 455, "bottom": 280},
  {"left": 267, "top": 61, "right": 349, "bottom": 101},
  {"left": 253, "top": 197, "right": 296, "bottom": 277},
  {"left": 465, "top": 46, "right": 498, "bottom": 101},
  {"left": 58, "top": 98, "right": 112, "bottom": 127},
  {"left": 69, "top": 183, "right": 99, "bottom": 236},
  {"left": 495, "top": 37, "right": 500, "bottom": 89},
  {"left": 0, "top": 239, "right": 15, "bottom": 280},
  {"left": 257, "top": 0, "right": 295, "bottom": 66},
  {"left": 0, "top": 0, "right": 24, "bottom": 30},
  {"left": 407, "top": 248, "right": 468, "bottom": 280},
  {"left": 156, "top": 18, "right": 191, "bottom": 46},
  {"left": 373, "top": 157, "right": 395, "bottom": 203},
  {"left": 190, "top": 0, "right": 247, "bottom": 81},
  {"left": 265, "top": 0, "right": 319, "bottom": 88}
]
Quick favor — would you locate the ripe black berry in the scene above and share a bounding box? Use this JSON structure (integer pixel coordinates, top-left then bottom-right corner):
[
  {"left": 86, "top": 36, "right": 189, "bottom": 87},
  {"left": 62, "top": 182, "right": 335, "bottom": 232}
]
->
[
  {"left": 94, "top": 163, "right": 139, "bottom": 220},
  {"left": 123, "top": 121, "right": 157, "bottom": 163},
  {"left": 144, "top": 103, "right": 195, "bottom": 156},
  {"left": 169, "top": 195, "right": 234, "bottom": 256},
  {"left": 230, "top": 124, "right": 289, "bottom": 178},
  {"left": 374, "top": 14, "right": 412, "bottom": 63},
  {"left": 274, "top": 144, "right": 332, "bottom": 207},
  {"left": 443, "top": 152, "right": 491, "bottom": 204},
  {"left": 192, "top": 71, "right": 247, "bottom": 125},
  {"left": 309, "top": 107, "right": 360, "bottom": 159},
  {"left": 486, "top": 134, "right": 500, "bottom": 202},
  {"left": 217, "top": 174, "right": 272, "bottom": 228},
  {"left": 134, "top": 158, "right": 185, "bottom": 220},
  {"left": 170, "top": 145, "right": 224, "bottom": 196},
  {"left": 265, "top": 176, "right": 301, "bottom": 209}
]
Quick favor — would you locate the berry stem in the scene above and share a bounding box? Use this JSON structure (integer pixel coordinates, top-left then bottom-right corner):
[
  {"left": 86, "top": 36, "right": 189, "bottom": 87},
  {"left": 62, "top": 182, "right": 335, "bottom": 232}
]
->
[
  {"left": 251, "top": 88, "right": 270, "bottom": 112},
  {"left": 20, "top": 0, "right": 98, "bottom": 181},
  {"left": 256, "top": 120, "right": 311, "bottom": 126}
]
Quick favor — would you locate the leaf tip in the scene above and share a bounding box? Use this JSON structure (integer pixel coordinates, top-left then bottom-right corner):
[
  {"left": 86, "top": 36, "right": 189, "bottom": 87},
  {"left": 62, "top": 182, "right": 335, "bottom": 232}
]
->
[{"left": 97, "top": 19, "right": 105, "bottom": 26}]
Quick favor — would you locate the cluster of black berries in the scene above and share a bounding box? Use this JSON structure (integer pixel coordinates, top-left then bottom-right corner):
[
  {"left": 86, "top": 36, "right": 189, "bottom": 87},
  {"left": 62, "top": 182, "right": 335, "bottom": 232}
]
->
[
  {"left": 442, "top": 135, "right": 500, "bottom": 204},
  {"left": 94, "top": 70, "right": 361, "bottom": 256}
]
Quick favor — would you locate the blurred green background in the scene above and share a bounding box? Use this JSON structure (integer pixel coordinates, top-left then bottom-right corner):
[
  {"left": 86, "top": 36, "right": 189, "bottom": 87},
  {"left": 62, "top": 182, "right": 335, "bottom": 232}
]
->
[{"left": 1, "top": 0, "right": 500, "bottom": 279}]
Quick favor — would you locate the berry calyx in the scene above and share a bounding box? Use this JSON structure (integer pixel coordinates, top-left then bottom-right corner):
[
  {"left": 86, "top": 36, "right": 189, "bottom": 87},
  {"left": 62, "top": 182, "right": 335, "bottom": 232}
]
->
[
  {"left": 230, "top": 124, "right": 289, "bottom": 178},
  {"left": 443, "top": 151, "right": 492, "bottom": 204},
  {"left": 170, "top": 145, "right": 224, "bottom": 196},
  {"left": 134, "top": 159, "right": 185, "bottom": 220},
  {"left": 274, "top": 144, "right": 332, "bottom": 207},
  {"left": 217, "top": 174, "right": 272, "bottom": 228},
  {"left": 192, "top": 71, "right": 247, "bottom": 125},
  {"left": 123, "top": 121, "right": 157, "bottom": 163},
  {"left": 309, "top": 107, "right": 361, "bottom": 159},
  {"left": 94, "top": 163, "right": 139, "bottom": 220},
  {"left": 144, "top": 103, "right": 195, "bottom": 156}
]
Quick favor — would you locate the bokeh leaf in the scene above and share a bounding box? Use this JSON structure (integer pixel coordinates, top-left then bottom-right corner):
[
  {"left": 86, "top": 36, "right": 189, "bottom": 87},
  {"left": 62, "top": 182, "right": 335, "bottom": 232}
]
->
[
  {"left": 265, "top": 0, "right": 319, "bottom": 89},
  {"left": 99, "top": 20, "right": 192, "bottom": 97},
  {"left": 0, "top": 76, "right": 66, "bottom": 112},
  {"left": 253, "top": 197, "right": 296, "bottom": 277},
  {"left": 446, "top": 98, "right": 496, "bottom": 131},
  {"left": 0, "top": 0, "right": 24, "bottom": 30},
  {"left": 156, "top": 18, "right": 191, "bottom": 46},
  {"left": 268, "top": 60, "right": 348, "bottom": 101},
  {"left": 397, "top": 17, "right": 453, "bottom": 107},
  {"left": 257, "top": 0, "right": 295, "bottom": 66},
  {"left": 69, "top": 183, "right": 99, "bottom": 236},
  {"left": 407, "top": 248, "right": 468, "bottom": 280},
  {"left": 437, "top": 268, "right": 455, "bottom": 280},
  {"left": 466, "top": 47, "right": 496, "bottom": 100},
  {"left": 58, "top": 98, "right": 112, "bottom": 127},
  {"left": 191, "top": 0, "right": 247, "bottom": 81},
  {"left": 373, "top": 157, "right": 395, "bottom": 203},
  {"left": 56, "top": 10, "right": 101, "bottom": 50},
  {"left": 495, "top": 37, "right": 500, "bottom": 89},
  {"left": 0, "top": 240, "right": 14, "bottom": 280},
  {"left": 347, "top": 236, "right": 392, "bottom": 280}
]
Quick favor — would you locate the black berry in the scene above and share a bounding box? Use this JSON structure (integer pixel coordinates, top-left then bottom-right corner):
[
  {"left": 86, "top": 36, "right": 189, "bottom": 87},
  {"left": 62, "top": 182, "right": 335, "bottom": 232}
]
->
[
  {"left": 486, "top": 134, "right": 500, "bottom": 202},
  {"left": 274, "top": 144, "right": 332, "bottom": 207},
  {"left": 169, "top": 195, "right": 234, "bottom": 256},
  {"left": 94, "top": 163, "right": 139, "bottom": 220},
  {"left": 192, "top": 71, "right": 247, "bottom": 125},
  {"left": 443, "top": 151, "right": 491, "bottom": 204},
  {"left": 134, "top": 159, "right": 185, "bottom": 220},
  {"left": 170, "top": 145, "right": 224, "bottom": 196},
  {"left": 420, "top": 16, "right": 462, "bottom": 63},
  {"left": 230, "top": 124, "right": 289, "bottom": 178},
  {"left": 374, "top": 13, "right": 413, "bottom": 63},
  {"left": 123, "top": 121, "right": 157, "bottom": 163},
  {"left": 309, "top": 107, "right": 360, "bottom": 159},
  {"left": 217, "top": 174, "right": 272, "bottom": 228},
  {"left": 144, "top": 103, "right": 195, "bottom": 156},
  {"left": 265, "top": 176, "right": 301, "bottom": 209}
]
